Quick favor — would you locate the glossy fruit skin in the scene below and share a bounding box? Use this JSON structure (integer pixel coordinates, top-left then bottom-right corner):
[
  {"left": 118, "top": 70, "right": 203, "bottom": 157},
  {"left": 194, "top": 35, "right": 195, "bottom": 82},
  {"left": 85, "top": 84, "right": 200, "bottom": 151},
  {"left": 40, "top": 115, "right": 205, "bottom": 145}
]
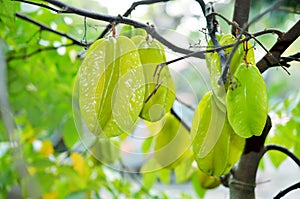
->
[
  {"left": 132, "top": 35, "right": 176, "bottom": 122},
  {"left": 226, "top": 63, "right": 268, "bottom": 138},
  {"left": 153, "top": 113, "right": 191, "bottom": 168},
  {"left": 79, "top": 36, "right": 145, "bottom": 137},
  {"left": 191, "top": 91, "right": 245, "bottom": 176}
]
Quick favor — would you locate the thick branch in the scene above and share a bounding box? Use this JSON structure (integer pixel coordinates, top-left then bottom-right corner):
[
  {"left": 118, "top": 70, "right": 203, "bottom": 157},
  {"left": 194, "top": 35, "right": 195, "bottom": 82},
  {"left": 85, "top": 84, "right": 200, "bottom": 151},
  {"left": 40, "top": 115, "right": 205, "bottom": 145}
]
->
[
  {"left": 159, "top": 29, "right": 281, "bottom": 67},
  {"left": 42, "top": 0, "right": 199, "bottom": 56},
  {"left": 229, "top": 115, "right": 272, "bottom": 199},
  {"left": 232, "top": 0, "right": 251, "bottom": 34},
  {"left": 257, "top": 20, "right": 300, "bottom": 73}
]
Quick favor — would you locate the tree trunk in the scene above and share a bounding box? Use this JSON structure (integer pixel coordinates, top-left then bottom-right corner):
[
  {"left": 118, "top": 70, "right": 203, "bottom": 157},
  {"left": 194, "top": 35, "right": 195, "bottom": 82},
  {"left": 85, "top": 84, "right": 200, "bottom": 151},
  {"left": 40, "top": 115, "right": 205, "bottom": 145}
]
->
[{"left": 229, "top": 116, "right": 272, "bottom": 199}]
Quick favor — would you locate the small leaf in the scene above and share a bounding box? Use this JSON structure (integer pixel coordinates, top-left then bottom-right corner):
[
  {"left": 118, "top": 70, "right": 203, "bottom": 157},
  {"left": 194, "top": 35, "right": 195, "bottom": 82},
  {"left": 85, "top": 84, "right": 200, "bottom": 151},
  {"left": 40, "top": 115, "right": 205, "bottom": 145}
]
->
[
  {"left": 157, "top": 168, "right": 172, "bottom": 184},
  {"left": 142, "top": 172, "right": 157, "bottom": 190},
  {"left": 174, "top": 152, "right": 195, "bottom": 183},
  {"left": 191, "top": 173, "right": 206, "bottom": 198},
  {"left": 141, "top": 136, "right": 153, "bottom": 153}
]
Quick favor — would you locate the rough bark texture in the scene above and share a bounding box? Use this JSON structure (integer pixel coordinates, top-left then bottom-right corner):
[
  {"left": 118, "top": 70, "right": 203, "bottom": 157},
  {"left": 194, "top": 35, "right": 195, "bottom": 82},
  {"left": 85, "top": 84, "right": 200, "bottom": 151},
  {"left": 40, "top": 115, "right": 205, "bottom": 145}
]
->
[
  {"left": 231, "top": 0, "right": 251, "bottom": 34},
  {"left": 229, "top": 116, "right": 272, "bottom": 199}
]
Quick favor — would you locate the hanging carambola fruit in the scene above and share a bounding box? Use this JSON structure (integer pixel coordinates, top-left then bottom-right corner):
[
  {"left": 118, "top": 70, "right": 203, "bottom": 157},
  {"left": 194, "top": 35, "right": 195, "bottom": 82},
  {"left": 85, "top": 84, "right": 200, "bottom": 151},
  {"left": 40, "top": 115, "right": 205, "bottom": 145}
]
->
[
  {"left": 227, "top": 62, "right": 268, "bottom": 138},
  {"left": 152, "top": 113, "right": 192, "bottom": 168},
  {"left": 78, "top": 25, "right": 175, "bottom": 137},
  {"left": 132, "top": 35, "right": 176, "bottom": 122},
  {"left": 191, "top": 91, "right": 245, "bottom": 176},
  {"left": 192, "top": 33, "right": 267, "bottom": 176},
  {"left": 78, "top": 36, "right": 145, "bottom": 137}
]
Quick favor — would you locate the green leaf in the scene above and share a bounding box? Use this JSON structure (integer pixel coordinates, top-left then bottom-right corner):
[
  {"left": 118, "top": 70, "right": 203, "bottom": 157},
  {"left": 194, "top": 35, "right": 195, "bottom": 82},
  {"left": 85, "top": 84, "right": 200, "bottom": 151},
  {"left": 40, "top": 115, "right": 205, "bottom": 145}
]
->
[
  {"left": 62, "top": 114, "right": 80, "bottom": 149},
  {"left": 142, "top": 172, "right": 157, "bottom": 190},
  {"left": 65, "top": 191, "right": 88, "bottom": 199},
  {"left": 226, "top": 63, "right": 268, "bottom": 138},
  {"left": 0, "top": 0, "right": 16, "bottom": 32},
  {"left": 269, "top": 150, "right": 286, "bottom": 168},
  {"left": 174, "top": 153, "right": 195, "bottom": 183},
  {"left": 157, "top": 168, "right": 171, "bottom": 185},
  {"left": 119, "top": 25, "right": 147, "bottom": 38},
  {"left": 141, "top": 136, "right": 153, "bottom": 153},
  {"left": 191, "top": 173, "right": 206, "bottom": 198}
]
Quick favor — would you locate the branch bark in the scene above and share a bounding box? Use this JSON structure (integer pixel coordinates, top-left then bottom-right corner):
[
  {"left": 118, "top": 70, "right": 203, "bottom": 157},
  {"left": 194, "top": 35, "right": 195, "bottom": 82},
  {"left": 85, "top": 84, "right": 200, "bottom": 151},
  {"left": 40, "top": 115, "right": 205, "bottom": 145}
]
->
[
  {"left": 232, "top": 0, "right": 251, "bottom": 34},
  {"left": 229, "top": 116, "right": 272, "bottom": 199},
  {"left": 257, "top": 20, "right": 300, "bottom": 73}
]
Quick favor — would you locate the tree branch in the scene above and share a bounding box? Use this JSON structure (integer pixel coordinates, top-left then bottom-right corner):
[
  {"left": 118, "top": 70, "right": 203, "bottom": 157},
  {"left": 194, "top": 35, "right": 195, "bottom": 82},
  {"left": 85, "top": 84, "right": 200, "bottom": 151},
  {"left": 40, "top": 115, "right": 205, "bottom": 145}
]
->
[
  {"left": 232, "top": 0, "right": 251, "bottom": 34},
  {"left": 220, "top": 0, "right": 283, "bottom": 84},
  {"left": 257, "top": 20, "right": 300, "bottom": 73},
  {"left": 170, "top": 108, "right": 190, "bottom": 131},
  {"left": 98, "top": 0, "right": 170, "bottom": 39},
  {"left": 229, "top": 115, "right": 272, "bottom": 199},
  {"left": 0, "top": 39, "right": 38, "bottom": 197},
  {"left": 273, "top": 182, "right": 300, "bottom": 199},
  {"left": 13, "top": 0, "right": 61, "bottom": 12},
  {"left": 158, "top": 29, "right": 282, "bottom": 67},
  {"left": 262, "top": 144, "right": 300, "bottom": 167},
  {"left": 15, "top": 12, "right": 85, "bottom": 46},
  {"left": 16, "top": 0, "right": 198, "bottom": 57}
]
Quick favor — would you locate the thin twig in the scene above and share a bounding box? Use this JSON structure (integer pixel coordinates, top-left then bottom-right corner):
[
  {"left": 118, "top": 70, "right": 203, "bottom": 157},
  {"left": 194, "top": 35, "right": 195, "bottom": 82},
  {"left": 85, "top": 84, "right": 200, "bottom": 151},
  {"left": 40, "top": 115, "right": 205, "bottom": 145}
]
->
[
  {"left": 273, "top": 182, "right": 300, "bottom": 199},
  {"left": 170, "top": 108, "right": 190, "bottom": 131},
  {"left": 98, "top": 0, "right": 170, "bottom": 39},
  {"left": 6, "top": 43, "right": 75, "bottom": 62},
  {"left": 280, "top": 52, "right": 300, "bottom": 67},
  {"left": 219, "top": 0, "right": 284, "bottom": 83},
  {"left": 15, "top": 12, "right": 85, "bottom": 46},
  {"left": 175, "top": 97, "right": 196, "bottom": 111},
  {"left": 13, "top": 0, "right": 62, "bottom": 13},
  {"left": 263, "top": 144, "right": 300, "bottom": 167},
  {"left": 156, "top": 29, "right": 281, "bottom": 68}
]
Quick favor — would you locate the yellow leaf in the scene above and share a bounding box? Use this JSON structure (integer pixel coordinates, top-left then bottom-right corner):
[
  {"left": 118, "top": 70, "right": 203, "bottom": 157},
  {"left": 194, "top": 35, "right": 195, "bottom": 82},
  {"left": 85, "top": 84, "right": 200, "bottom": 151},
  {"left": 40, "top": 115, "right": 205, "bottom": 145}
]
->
[
  {"left": 39, "top": 140, "right": 54, "bottom": 157},
  {"left": 70, "top": 152, "right": 86, "bottom": 178},
  {"left": 28, "top": 166, "right": 36, "bottom": 176},
  {"left": 43, "top": 190, "right": 57, "bottom": 199}
]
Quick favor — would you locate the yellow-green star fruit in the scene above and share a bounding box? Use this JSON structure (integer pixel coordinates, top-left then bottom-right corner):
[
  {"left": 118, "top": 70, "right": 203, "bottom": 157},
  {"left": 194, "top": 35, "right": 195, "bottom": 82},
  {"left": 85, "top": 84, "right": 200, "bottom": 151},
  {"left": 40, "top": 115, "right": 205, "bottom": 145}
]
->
[
  {"left": 226, "top": 63, "right": 268, "bottom": 138},
  {"left": 192, "top": 91, "right": 244, "bottom": 176},
  {"left": 78, "top": 36, "right": 145, "bottom": 137},
  {"left": 153, "top": 113, "right": 192, "bottom": 168},
  {"left": 133, "top": 36, "right": 176, "bottom": 122}
]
